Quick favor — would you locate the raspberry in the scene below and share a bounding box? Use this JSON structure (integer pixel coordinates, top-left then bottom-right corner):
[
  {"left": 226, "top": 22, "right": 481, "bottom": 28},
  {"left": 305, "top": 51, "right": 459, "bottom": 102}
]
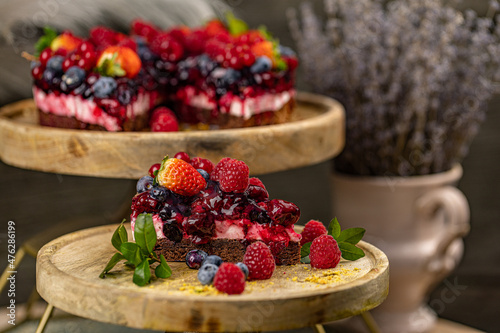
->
[
  {"left": 191, "top": 157, "right": 214, "bottom": 174},
  {"left": 89, "top": 26, "right": 116, "bottom": 48},
  {"left": 216, "top": 158, "right": 250, "bottom": 193},
  {"left": 150, "top": 107, "right": 179, "bottom": 132},
  {"left": 210, "top": 157, "right": 231, "bottom": 181},
  {"left": 150, "top": 32, "right": 184, "bottom": 62},
  {"left": 243, "top": 241, "right": 275, "bottom": 280},
  {"left": 213, "top": 263, "right": 246, "bottom": 295},
  {"left": 248, "top": 177, "right": 266, "bottom": 190},
  {"left": 131, "top": 19, "right": 159, "bottom": 42},
  {"left": 300, "top": 220, "right": 328, "bottom": 246},
  {"left": 245, "top": 177, "right": 269, "bottom": 201},
  {"left": 309, "top": 235, "right": 342, "bottom": 269}
]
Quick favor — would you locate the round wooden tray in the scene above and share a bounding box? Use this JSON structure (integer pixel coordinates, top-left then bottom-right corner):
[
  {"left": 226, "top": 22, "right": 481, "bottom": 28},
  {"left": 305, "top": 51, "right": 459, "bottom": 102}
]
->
[
  {"left": 37, "top": 224, "right": 389, "bottom": 332},
  {"left": 0, "top": 92, "right": 344, "bottom": 178}
]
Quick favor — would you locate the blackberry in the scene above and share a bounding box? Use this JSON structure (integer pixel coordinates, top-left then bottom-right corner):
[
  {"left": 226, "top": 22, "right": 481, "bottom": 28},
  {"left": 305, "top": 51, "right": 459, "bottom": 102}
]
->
[{"left": 162, "top": 220, "right": 183, "bottom": 243}]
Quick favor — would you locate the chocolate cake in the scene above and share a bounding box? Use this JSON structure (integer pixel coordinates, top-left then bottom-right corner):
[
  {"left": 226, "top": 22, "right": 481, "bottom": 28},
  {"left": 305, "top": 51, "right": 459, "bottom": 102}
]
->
[
  {"left": 130, "top": 152, "right": 302, "bottom": 265},
  {"left": 30, "top": 17, "right": 298, "bottom": 132}
]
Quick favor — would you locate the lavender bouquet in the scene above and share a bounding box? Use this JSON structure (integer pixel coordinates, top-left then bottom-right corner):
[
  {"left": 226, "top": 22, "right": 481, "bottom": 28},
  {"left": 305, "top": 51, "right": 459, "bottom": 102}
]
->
[{"left": 289, "top": 0, "right": 500, "bottom": 176}]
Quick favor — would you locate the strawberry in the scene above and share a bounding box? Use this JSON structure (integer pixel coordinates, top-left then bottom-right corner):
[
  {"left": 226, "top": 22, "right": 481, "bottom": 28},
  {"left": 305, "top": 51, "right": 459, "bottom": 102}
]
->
[
  {"left": 50, "top": 31, "right": 82, "bottom": 53},
  {"left": 97, "top": 45, "right": 141, "bottom": 78},
  {"left": 156, "top": 157, "right": 206, "bottom": 196},
  {"left": 243, "top": 241, "right": 275, "bottom": 280},
  {"left": 251, "top": 40, "right": 274, "bottom": 62},
  {"left": 300, "top": 220, "right": 328, "bottom": 246},
  {"left": 216, "top": 158, "right": 249, "bottom": 193},
  {"left": 213, "top": 263, "right": 246, "bottom": 295},
  {"left": 309, "top": 235, "right": 342, "bottom": 269}
]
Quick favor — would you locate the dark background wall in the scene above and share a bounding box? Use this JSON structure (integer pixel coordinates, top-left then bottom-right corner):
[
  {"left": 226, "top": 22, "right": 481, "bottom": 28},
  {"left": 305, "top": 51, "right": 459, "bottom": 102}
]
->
[{"left": 0, "top": 0, "right": 499, "bottom": 332}]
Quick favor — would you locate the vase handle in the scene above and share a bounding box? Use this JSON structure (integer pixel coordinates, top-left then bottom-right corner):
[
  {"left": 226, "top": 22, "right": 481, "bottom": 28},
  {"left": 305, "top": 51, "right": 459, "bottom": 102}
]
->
[{"left": 416, "top": 186, "right": 470, "bottom": 275}]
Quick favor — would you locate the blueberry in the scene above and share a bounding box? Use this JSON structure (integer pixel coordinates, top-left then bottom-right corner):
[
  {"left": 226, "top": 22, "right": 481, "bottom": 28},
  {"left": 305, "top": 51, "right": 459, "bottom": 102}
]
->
[
  {"left": 138, "top": 45, "right": 157, "bottom": 62},
  {"left": 197, "top": 169, "right": 210, "bottom": 182},
  {"left": 62, "top": 66, "right": 86, "bottom": 90},
  {"left": 224, "top": 68, "right": 241, "bottom": 85},
  {"left": 186, "top": 249, "right": 208, "bottom": 269},
  {"left": 42, "top": 68, "right": 57, "bottom": 83},
  {"left": 250, "top": 56, "right": 272, "bottom": 74},
  {"left": 202, "top": 255, "right": 223, "bottom": 267},
  {"left": 236, "top": 262, "right": 249, "bottom": 279},
  {"left": 197, "top": 263, "right": 218, "bottom": 285},
  {"left": 136, "top": 176, "right": 154, "bottom": 193},
  {"left": 150, "top": 186, "right": 169, "bottom": 202},
  {"left": 46, "top": 56, "right": 64, "bottom": 73},
  {"left": 197, "top": 54, "right": 217, "bottom": 76},
  {"left": 279, "top": 45, "right": 296, "bottom": 57},
  {"left": 162, "top": 220, "right": 183, "bottom": 243},
  {"left": 210, "top": 68, "right": 241, "bottom": 88},
  {"left": 92, "top": 77, "right": 117, "bottom": 98}
]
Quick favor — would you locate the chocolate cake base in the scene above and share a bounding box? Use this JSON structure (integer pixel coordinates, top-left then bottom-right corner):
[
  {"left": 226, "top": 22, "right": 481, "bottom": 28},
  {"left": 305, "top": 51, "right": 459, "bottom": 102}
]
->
[{"left": 154, "top": 238, "right": 301, "bottom": 265}]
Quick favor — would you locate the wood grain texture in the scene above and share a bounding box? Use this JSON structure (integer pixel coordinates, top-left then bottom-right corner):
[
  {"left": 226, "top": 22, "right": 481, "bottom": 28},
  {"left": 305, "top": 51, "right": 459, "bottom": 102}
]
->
[
  {"left": 0, "top": 92, "right": 344, "bottom": 178},
  {"left": 36, "top": 224, "right": 388, "bottom": 332}
]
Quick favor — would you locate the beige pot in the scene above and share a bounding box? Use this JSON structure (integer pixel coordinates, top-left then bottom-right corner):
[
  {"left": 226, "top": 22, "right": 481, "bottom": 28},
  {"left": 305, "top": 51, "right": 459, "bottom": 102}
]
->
[{"left": 331, "top": 165, "right": 470, "bottom": 333}]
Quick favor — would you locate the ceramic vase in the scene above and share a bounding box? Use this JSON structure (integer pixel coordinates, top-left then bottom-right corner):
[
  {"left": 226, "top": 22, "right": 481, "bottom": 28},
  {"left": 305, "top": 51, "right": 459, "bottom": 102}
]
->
[{"left": 331, "top": 165, "right": 470, "bottom": 333}]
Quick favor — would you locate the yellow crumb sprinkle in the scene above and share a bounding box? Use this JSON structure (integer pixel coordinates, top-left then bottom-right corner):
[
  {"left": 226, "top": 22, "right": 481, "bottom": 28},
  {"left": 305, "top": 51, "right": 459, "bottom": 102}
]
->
[
  {"left": 177, "top": 284, "right": 222, "bottom": 295},
  {"left": 292, "top": 277, "right": 298, "bottom": 282}
]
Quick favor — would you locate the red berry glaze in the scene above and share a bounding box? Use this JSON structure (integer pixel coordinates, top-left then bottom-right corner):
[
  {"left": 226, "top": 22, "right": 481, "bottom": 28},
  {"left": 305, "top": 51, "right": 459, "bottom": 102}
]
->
[
  {"left": 300, "top": 220, "right": 328, "bottom": 246},
  {"left": 309, "top": 235, "right": 342, "bottom": 269},
  {"left": 266, "top": 199, "right": 300, "bottom": 227},
  {"left": 213, "top": 263, "right": 246, "bottom": 295},
  {"left": 243, "top": 241, "right": 275, "bottom": 280}
]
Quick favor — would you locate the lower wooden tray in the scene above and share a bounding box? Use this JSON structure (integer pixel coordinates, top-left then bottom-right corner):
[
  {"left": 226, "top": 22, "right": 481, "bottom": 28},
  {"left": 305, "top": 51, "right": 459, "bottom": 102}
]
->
[
  {"left": 36, "top": 224, "right": 389, "bottom": 332},
  {"left": 0, "top": 92, "right": 344, "bottom": 178}
]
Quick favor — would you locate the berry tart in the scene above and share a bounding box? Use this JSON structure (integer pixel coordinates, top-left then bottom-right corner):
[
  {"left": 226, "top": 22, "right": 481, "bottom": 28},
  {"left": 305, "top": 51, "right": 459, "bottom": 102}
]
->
[
  {"left": 130, "top": 152, "right": 302, "bottom": 265},
  {"left": 30, "top": 15, "right": 299, "bottom": 131}
]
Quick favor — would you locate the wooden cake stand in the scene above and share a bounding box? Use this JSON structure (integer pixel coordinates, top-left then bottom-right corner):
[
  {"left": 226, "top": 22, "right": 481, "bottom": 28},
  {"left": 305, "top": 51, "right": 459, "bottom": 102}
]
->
[
  {"left": 36, "top": 224, "right": 389, "bottom": 333},
  {"left": 0, "top": 92, "right": 344, "bottom": 178}
]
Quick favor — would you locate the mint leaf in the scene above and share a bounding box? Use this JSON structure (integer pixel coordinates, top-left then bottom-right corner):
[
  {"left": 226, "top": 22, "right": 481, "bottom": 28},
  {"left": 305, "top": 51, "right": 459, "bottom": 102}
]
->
[
  {"left": 134, "top": 213, "right": 157, "bottom": 255},
  {"left": 328, "top": 218, "right": 341, "bottom": 240},
  {"left": 34, "top": 26, "right": 58, "bottom": 55},
  {"left": 99, "top": 252, "right": 125, "bottom": 278},
  {"left": 111, "top": 221, "right": 128, "bottom": 251},
  {"left": 155, "top": 255, "right": 172, "bottom": 279},
  {"left": 133, "top": 259, "right": 152, "bottom": 286},
  {"left": 338, "top": 242, "right": 365, "bottom": 261},
  {"left": 301, "top": 255, "right": 310, "bottom": 264},
  {"left": 301, "top": 242, "right": 311, "bottom": 258},
  {"left": 337, "top": 227, "right": 365, "bottom": 245},
  {"left": 120, "top": 242, "right": 144, "bottom": 266},
  {"left": 225, "top": 12, "right": 248, "bottom": 36}
]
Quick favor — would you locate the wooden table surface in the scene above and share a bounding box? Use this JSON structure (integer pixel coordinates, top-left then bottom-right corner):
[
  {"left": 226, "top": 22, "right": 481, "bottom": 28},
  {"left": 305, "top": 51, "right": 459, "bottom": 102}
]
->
[
  {"left": 0, "top": 92, "right": 344, "bottom": 178},
  {"left": 36, "top": 224, "right": 389, "bottom": 332}
]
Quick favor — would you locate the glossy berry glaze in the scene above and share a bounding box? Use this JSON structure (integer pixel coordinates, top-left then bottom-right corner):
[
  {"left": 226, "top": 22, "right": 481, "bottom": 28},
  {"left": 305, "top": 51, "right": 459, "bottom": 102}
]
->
[{"left": 130, "top": 154, "right": 302, "bottom": 259}]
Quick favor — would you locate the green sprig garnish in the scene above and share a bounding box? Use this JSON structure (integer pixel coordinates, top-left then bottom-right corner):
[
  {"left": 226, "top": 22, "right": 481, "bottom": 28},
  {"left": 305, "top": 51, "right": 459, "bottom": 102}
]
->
[
  {"left": 225, "top": 12, "right": 249, "bottom": 36},
  {"left": 300, "top": 217, "right": 366, "bottom": 263},
  {"left": 34, "top": 26, "right": 58, "bottom": 56},
  {"left": 99, "top": 214, "right": 172, "bottom": 286},
  {"left": 96, "top": 52, "right": 126, "bottom": 77}
]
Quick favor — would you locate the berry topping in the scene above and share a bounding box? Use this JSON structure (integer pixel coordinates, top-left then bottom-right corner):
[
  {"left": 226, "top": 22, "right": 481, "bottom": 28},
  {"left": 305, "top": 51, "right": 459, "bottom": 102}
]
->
[
  {"left": 89, "top": 26, "right": 117, "bottom": 48},
  {"left": 174, "top": 152, "right": 191, "bottom": 163},
  {"left": 136, "top": 175, "right": 154, "bottom": 193},
  {"left": 236, "top": 262, "right": 249, "bottom": 279},
  {"left": 46, "top": 55, "right": 64, "bottom": 73},
  {"left": 62, "top": 66, "right": 86, "bottom": 90},
  {"left": 92, "top": 77, "right": 117, "bottom": 98},
  {"left": 197, "top": 263, "right": 219, "bottom": 285},
  {"left": 267, "top": 199, "right": 300, "bottom": 227},
  {"left": 309, "top": 235, "right": 342, "bottom": 269},
  {"left": 300, "top": 220, "right": 328, "bottom": 246},
  {"left": 150, "top": 185, "right": 169, "bottom": 201},
  {"left": 131, "top": 192, "right": 159, "bottom": 216},
  {"left": 97, "top": 45, "right": 141, "bottom": 78},
  {"left": 215, "top": 158, "right": 249, "bottom": 193},
  {"left": 190, "top": 157, "right": 214, "bottom": 174},
  {"left": 244, "top": 177, "right": 269, "bottom": 201},
  {"left": 148, "top": 163, "right": 161, "bottom": 178},
  {"left": 50, "top": 32, "right": 82, "bottom": 53},
  {"left": 197, "top": 169, "right": 210, "bottom": 182},
  {"left": 162, "top": 220, "right": 183, "bottom": 243},
  {"left": 250, "top": 56, "right": 272, "bottom": 74},
  {"left": 39, "top": 48, "right": 53, "bottom": 67},
  {"left": 243, "top": 241, "right": 275, "bottom": 280},
  {"left": 156, "top": 157, "right": 206, "bottom": 196},
  {"left": 211, "top": 157, "right": 231, "bottom": 181},
  {"left": 202, "top": 255, "right": 223, "bottom": 267},
  {"left": 186, "top": 249, "right": 208, "bottom": 269},
  {"left": 213, "top": 263, "right": 246, "bottom": 295},
  {"left": 131, "top": 19, "right": 160, "bottom": 42},
  {"left": 150, "top": 107, "right": 179, "bottom": 132},
  {"left": 150, "top": 32, "right": 184, "bottom": 62}
]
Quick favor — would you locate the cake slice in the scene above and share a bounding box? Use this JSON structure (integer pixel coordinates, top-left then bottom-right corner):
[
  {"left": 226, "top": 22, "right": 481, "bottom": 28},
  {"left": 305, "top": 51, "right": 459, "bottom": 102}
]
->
[{"left": 130, "top": 152, "right": 302, "bottom": 265}]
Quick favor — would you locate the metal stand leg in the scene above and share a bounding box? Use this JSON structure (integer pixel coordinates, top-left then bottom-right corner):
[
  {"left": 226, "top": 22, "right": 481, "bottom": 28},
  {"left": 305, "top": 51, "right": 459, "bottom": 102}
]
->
[
  {"left": 0, "top": 247, "right": 26, "bottom": 293},
  {"left": 35, "top": 303, "right": 54, "bottom": 333},
  {"left": 25, "top": 287, "right": 41, "bottom": 320},
  {"left": 360, "top": 311, "right": 381, "bottom": 333},
  {"left": 313, "top": 324, "right": 326, "bottom": 333}
]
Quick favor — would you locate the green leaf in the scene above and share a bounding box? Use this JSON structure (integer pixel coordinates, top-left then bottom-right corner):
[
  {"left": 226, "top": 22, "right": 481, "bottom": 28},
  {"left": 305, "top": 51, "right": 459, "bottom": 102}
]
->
[
  {"left": 34, "top": 26, "right": 58, "bottom": 55},
  {"left": 99, "top": 252, "right": 125, "bottom": 278},
  {"left": 300, "top": 256, "right": 310, "bottom": 264},
  {"left": 134, "top": 213, "right": 157, "bottom": 255},
  {"left": 225, "top": 12, "right": 248, "bottom": 36},
  {"left": 155, "top": 255, "right": 172, "bottom": 279},
  {"left": 301, "top": 242, "right": 311, "bottom": 258},
  {"left": 133, "top": 259, "right": 152, "bottom": 286},
  {"left": 120, "top": 242, "right": 144, "bottom": 266},
  {"left": 337, "top": 228, "right": 366, "bottom": 245},
  {"left": 338, "top": 242, "right": 365, "bottom": 261},
  {"left": 328, "top": 217, "right": 341, "bottom": 240},
  {"left": 111, "top": 221, "right": 128, "bottom": 251}
]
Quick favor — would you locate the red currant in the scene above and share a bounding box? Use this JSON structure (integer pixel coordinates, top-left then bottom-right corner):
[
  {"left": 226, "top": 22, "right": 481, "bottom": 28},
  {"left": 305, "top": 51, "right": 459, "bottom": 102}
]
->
[
  {"left": 31, "top": 66, "right": 43, "bottom": 80},
  {"left": 62, "top": 58, "right": 74, "bottom": 72},
  {"left": 148, "top": 163, "right": 161, "bottom": 178},
  {"left": 174, "top": 152, "right": 191, "bottom": 163},
  {"left": 39, "top": 48, "right": 53, "bottom": 67}
]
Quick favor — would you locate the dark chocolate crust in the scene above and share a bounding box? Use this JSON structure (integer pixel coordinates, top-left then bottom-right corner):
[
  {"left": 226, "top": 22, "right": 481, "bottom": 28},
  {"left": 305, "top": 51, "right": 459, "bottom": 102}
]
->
[{"left": 154, "top": 238, "right": 301, "bottom": 265}]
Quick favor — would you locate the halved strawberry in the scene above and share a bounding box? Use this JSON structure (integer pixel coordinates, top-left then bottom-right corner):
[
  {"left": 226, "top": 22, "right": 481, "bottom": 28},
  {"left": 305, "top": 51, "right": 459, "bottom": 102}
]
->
[
  {"left": 97, "top": 45, "right": 141, "bottom": 78},
  {"left": 157, "top": 157, "right": 206, "bottom": 196}
]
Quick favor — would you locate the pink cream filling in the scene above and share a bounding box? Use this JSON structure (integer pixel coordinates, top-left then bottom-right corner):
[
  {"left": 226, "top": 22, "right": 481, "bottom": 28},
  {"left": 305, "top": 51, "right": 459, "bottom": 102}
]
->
[{"left": 33, "top": 87, "right": 155, "bottom": 131}]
